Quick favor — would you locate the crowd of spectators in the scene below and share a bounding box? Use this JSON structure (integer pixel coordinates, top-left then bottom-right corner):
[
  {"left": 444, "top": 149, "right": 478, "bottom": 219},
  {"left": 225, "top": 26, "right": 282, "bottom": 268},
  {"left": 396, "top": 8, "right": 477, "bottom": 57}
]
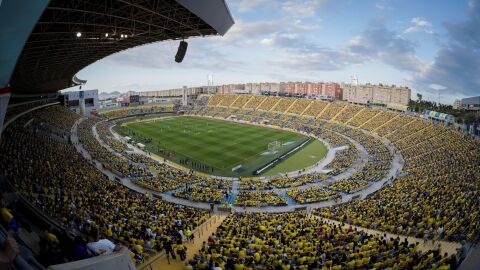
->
[
  {"left": 243, "top": 95, "right": 266, "bottom": 109},
  {"left": 272, "top": 98, "right": 295, "bottom": 113},
  {"left": 287, "top": 187, "right": 340, "bottom": 203},
  {"left": 361, "top": 111, "right": 396, "bottom": 131},
  {"left": 206, "top": 95, "right": 224, "bottom": 106},
  {"left": 173, "top": 186, "right": 229, "bottom": 203},
  {"left": 188, "top": 212, "right": 453, "bottom": 269},
  {"left": 257, "top": 96, "right": 279, "bottom": 111},
  {"left": 328, "top": 180, "right": 368, "bottom": 194},
  {"left": 287, "top": 98, "right": 312, "bottom": 115},
  {"left": 195, "top": 178, "right": 233, "bottom": 190},
  {"left": 199, "top": 95, "right": 480, "bottom": 245},
  {"left": 267, "top": 173, "right": 326, "bottom": 188},
  {"left": 319, "top": 103, "right": 345, "bottom": 120},
  {"left": 316, "top": 121, "right": 480, "bottom": 242},
  {"left": 348, "top": 109, "right": 381, "bottom": 127},
  {"left": 231, "top": 95, "right": 252, "bottom": 109},
  {"left": 326, "top": 146, "right": 358, "bottom": 176},
  {"left": 234, "top": 191, "right": 287, "bottom": 207},
  {"left": 1, "top": 105, "right": 209, "bottom": 266},
  {"left": 333, "top": 105, "right": 363, "bottom": 123},
  {"left": 3, "top": 99, "right": 53, "bottom": 124},
  {"left": 302, "top": 100, "right": 329, "bottom": 117},
  {"left": 99, "top": 105, "right": 173, "bottom": 119},
  {"left": 218, "top": 95, "right": 240, "bottom": 107},
  {"left": 238, "top": 179, "right": 272, "bottom": 191}
]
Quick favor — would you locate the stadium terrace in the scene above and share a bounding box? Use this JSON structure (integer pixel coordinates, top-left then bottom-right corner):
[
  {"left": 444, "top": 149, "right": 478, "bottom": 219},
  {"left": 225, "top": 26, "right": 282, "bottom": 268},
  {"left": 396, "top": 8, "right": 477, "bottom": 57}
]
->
[{"left": 0, "top": 1, "right": 479, "bottom": 270}]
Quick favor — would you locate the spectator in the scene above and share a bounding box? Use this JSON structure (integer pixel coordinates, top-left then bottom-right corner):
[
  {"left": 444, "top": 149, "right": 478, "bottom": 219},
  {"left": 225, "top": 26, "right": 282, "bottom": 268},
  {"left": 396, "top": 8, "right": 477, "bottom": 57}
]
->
[{"left": 0, "top": 237, "right": 19, "bottom": 264}]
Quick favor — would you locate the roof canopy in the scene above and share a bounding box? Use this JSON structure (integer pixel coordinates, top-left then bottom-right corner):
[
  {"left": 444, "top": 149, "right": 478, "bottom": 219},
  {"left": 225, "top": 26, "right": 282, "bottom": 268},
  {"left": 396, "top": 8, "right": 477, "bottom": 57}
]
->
[{"left": 9, "top": 0, "right": 233, "bottom": 95}]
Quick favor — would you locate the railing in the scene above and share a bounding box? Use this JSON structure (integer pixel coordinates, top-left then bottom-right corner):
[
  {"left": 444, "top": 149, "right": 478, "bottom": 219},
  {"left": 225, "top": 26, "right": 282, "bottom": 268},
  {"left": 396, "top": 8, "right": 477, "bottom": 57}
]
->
[
  {"left": 47, "top": 248, "right": 134, "bottom": 270},
  {"left": 3, "top": 102, "right": 59, "bottom": 132}
]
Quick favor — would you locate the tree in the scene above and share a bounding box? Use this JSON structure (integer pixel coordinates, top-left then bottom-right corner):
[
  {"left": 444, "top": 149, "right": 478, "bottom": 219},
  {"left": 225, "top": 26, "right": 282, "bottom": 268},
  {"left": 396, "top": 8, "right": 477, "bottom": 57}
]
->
[{"left": 417, "top": 93, "right": 423, "bottom": 102}]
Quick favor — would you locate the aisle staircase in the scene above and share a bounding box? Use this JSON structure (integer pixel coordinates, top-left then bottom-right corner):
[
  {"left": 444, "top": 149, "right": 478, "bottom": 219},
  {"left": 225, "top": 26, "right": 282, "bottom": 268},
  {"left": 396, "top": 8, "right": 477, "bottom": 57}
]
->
[{"left": 141, "top": 214, "right": 227, "bottom": 270}]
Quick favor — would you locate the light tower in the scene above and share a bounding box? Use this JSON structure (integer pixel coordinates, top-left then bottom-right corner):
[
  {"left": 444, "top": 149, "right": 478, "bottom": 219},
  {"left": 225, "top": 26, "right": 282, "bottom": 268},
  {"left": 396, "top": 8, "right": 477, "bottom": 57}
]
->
[
  {"left": 182, "top": 86, "right": 188, "bottom": 106},
  {"left": 207, "top": 74, "right": 214, "bottom": 93}
]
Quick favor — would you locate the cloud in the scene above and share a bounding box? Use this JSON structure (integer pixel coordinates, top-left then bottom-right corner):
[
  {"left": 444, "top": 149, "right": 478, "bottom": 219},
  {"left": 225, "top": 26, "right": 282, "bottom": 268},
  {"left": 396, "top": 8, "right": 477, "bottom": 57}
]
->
[
  {"left": 220, "top": 17, "right": 320, "bottom": 47},
  {"left": 272, "top": 48, "right": 352, "bottom": 71},
  {"left": 233, "top": 0, "right": 270, "bottom": 13},
  {"left": 404, "top": 17, "right": 434, "bottom": 34},
  {"left": 411, "top": 0, "right": 480, "bottom": 96},
  {"left": 281, "top": 0, "right": 327, "bottom": 17},
  {"left": 103, "top": 38, "right": 244, "bottom": 72},
  {"left": 261, "top": 18, "right": 428, "bottom": 74},
  {"left": 375, "top": 0, "right": 393, "bottom": 10},
  {"left": 263, "top": 33, "right": 359, "bottom": 71},
  {"left": 347, "top": 19, "right": 425, "bottom": 72},
  {"left": 429, "top": 83, "right": 447, "bottom": 90},
  {"left": 218, "top": 20, "right": 283, "bottom": 42}
]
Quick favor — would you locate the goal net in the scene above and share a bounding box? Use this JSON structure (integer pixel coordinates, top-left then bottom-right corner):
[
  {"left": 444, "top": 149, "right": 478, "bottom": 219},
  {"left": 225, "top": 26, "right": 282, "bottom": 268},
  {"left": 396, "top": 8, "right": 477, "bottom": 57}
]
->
[{"left": 268, "top": 141, "right": 281, "bottom": 151}]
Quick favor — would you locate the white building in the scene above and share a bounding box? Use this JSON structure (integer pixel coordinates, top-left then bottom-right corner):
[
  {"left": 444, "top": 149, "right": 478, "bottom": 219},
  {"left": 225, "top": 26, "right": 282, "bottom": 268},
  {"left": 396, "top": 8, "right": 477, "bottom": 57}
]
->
[
  {"left": 63, "top": 89, "right": 99, "bottom": 116},
  {"left": 99, "top": 99, "right": 119, "bottom": 109},
  {"left": 342, "top": 83, "right": 411, "bottom": 105},
  {"left": 453, "top": 99, "right": 462, "bottom": 110}
]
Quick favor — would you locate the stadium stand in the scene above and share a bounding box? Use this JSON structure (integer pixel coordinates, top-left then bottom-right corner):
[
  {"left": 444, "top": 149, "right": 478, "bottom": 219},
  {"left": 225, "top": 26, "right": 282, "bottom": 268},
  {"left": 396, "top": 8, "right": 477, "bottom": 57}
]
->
[
  {"left": 2, "top": 92, "right": 478, "bottom": 269},
  {"left": 328, "top": 179, "right": 368, "bottom": 194},
  {"left": 99, "top": 105, "right": 174, "bottom": 120},
  {"left": 1, "top": 106, "right": 210, "bottom": 266},
  {"left": 193, "top": 94, "right": 479, "bottom": 247},
  {"left": 0, "top": 0, "right": 237, "bottom": 267},
  {"left": 286, "top": 98, "right": 313, "bottom": 115},
  {"left": 243, "top": 95, "right": 266, "bottom": 109},
  {"left": 333, "top": 105, "right": 363, "bottom": 123},
  {"left": 347, "top": 109, "right": 381, "bottom": 127},
  {"left": 257, "top": 96, "right": 280, "bottom": 111},
  {"left": 234, "top": 191, "right": 287, "bottom": 207},
  {"left": 271, "top": 98, "right": 295, "bottom": 113},
  {"left": 361, "top": 111, "right": 396, "bottom": 131},
  {"left": 188, "top": 212, "right": 453, "bottom": 269},
  {"left": 319, "top": 103, "right": 345, "bottom": 120},
  {"left": 302, "top": 100, "right": 329, "bottom": 117},
  {"left": 287, "top": 187, "right": 340, "bottom": 203},
  {"left": 218, "top": 94, "right": 239, "bottom": 107},
  {"left": 230, "top": 95, "right": 252, "bottom": 108}
]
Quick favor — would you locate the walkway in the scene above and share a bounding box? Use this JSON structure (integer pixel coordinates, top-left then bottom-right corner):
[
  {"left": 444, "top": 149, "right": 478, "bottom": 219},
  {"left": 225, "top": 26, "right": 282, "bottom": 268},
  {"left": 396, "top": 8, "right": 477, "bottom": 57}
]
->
[
  {"left": 311, "top": 215, "right": 461, "bottom": 256},
  {"left": 140, "top": 214, "right": 227, "bottom": 270}
]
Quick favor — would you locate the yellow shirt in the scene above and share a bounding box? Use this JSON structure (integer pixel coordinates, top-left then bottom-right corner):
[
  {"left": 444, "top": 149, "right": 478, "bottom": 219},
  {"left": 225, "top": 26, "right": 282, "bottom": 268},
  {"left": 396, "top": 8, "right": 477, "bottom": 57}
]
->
[
  {"left": 234, "top": 264, "right": 245, "bottom": 270},
  {"left": 1, "top": 208, "right": 13, "bottom": 222}
]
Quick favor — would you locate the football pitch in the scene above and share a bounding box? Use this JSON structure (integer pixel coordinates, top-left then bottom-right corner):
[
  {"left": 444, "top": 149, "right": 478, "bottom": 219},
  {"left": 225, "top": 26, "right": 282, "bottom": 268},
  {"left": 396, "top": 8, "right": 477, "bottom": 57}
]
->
[{"left": 116, "top": 116, "right": 326, "bottom": 177}]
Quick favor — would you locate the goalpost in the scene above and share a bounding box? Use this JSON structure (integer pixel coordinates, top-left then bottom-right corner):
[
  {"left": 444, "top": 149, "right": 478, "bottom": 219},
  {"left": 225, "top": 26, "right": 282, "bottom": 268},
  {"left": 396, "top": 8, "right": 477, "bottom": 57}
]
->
[{"left": 268, "top": 141, "right": 281, "bottom": 151}]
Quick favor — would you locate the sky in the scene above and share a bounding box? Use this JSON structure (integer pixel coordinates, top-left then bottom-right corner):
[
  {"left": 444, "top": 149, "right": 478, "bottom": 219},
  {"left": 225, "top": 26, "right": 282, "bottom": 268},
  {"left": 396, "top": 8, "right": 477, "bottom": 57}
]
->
[{"left": 69, "top": 0, "right": 480, "bottom": 104}]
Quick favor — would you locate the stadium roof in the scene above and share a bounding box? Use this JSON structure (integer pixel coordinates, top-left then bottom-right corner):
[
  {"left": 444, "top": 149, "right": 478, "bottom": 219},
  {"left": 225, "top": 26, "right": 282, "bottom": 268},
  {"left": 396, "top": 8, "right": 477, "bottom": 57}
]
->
[{"left": 7, "top": 0, "right": 234, "bottom": 95}]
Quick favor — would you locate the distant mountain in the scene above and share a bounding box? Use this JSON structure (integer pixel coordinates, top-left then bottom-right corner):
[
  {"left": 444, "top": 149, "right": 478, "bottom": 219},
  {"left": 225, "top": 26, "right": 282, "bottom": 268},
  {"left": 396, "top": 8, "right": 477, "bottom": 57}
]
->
[{"left": 99, "top": 91, "right": 122, "bottom": 100}]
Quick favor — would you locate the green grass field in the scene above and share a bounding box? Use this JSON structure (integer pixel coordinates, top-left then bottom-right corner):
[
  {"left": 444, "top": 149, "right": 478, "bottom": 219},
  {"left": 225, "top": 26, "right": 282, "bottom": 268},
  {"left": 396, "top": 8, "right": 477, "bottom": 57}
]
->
[
  {"left": 262, "top": 140, "right": 327, "bottom": 175},
  {"left": 116, "top": 116, "right": 326, "bottom": 177}
]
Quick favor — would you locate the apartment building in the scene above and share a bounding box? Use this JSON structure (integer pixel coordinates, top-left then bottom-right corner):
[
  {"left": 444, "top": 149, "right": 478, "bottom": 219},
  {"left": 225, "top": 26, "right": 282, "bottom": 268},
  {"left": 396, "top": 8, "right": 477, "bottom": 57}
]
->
[{"left": 342, "top": 83, "right": 411, "bottom": 105}]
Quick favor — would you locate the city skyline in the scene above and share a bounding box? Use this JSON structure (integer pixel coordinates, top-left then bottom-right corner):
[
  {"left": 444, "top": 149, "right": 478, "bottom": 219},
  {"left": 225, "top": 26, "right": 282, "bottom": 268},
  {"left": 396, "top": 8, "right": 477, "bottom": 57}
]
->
[{"left": 68, "top": 0, "right": 479, "bottom": 104}]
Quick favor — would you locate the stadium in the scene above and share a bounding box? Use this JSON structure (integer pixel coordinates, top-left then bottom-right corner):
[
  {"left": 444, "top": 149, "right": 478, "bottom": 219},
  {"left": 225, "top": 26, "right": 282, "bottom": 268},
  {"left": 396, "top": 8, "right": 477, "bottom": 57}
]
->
[{"left": 0, "top": 0, "right": 479, "bottom": 270}]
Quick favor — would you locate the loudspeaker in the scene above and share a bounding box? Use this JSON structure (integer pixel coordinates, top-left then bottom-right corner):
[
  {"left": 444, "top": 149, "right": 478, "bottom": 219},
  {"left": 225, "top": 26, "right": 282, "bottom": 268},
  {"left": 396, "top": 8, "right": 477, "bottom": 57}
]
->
[{"left": 175, "top": 41, "right": 188, "bottom": 63}]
